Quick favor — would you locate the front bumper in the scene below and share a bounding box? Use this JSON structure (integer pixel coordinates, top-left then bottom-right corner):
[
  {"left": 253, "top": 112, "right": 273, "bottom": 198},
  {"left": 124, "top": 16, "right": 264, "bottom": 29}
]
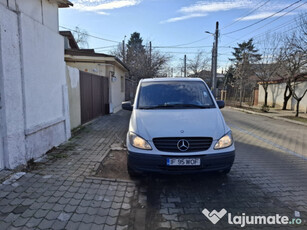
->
[{"left": 127, "top": 150, "right": 235, "bottom": 174}]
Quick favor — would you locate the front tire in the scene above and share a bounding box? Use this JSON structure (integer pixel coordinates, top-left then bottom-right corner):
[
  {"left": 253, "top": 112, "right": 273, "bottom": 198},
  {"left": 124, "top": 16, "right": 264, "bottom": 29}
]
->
[
  {"left": 221, "top": 167, "right": 231, "bottom": 174},
  {"left": 127, "top": 165, "right": 140, "bottom": 177}
]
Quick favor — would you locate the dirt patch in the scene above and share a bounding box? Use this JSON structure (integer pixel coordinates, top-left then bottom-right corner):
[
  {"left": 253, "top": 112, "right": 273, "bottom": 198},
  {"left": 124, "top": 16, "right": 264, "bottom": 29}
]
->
[{"left": 95, "top": 150, "right": 131, "bottom": 180}]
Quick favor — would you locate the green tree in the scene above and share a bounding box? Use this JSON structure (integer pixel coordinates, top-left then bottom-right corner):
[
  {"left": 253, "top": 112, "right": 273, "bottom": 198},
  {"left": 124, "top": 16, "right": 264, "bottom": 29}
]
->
[
  {"left": 126, "top": 32, "right": 146, "bottom": 81},
  {"left": 127, "top": 32, "right": 145, "bottom": 54},
  {"left": 230, "top": 39, "right": 261, "bottom": 106},
  {"left": 114, "top": 32, "right": 170, "bottom": 81},
  {"left": 224, "top": 65, "right": 235, "bottom": 88}
]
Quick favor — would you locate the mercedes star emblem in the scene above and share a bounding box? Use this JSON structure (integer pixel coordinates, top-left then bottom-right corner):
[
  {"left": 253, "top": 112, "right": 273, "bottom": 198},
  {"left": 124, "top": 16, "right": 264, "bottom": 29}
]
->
[{"left": 177, "top": 139, "right": 189, "bottom": 152}]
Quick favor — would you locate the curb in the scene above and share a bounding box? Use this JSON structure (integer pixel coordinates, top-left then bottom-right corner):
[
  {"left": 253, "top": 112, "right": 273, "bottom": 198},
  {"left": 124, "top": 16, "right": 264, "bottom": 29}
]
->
[{"left": 228, "top": 107, "right": 307, "bottom": 127}]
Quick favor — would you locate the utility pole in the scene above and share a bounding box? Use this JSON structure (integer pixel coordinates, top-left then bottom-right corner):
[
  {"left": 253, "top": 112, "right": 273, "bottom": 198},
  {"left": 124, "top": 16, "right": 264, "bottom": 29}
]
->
[
  {"left": 212, "top": 21, "right": 219, "bottom": 97},
  {"left": 206, "top": 22, "right": 219, "bottom": 97},
  {"left": 123, "top": 35, "right": 126, "bottom": 63},
  {"left": 211, "top": 43, "right": 214, "bottom": 90},
  {"left": 122, "top": 40, "right": 125, "bottom": 63},
  {"left": 149, "top": 41, "right": 152, "bottom": 67},
  {"left": 184, "top": 54, "right": 187, "bottom": 77}
]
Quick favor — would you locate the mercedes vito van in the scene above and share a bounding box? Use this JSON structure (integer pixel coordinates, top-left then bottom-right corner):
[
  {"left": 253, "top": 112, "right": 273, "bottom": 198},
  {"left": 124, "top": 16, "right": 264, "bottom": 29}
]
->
[{"left": 122, "top": 78, "right": 235, "bottom": 175}]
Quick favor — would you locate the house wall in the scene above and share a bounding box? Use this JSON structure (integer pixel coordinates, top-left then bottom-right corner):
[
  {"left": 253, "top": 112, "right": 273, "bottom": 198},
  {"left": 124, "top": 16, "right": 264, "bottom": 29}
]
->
[
  {"left": 258, "top": 82, "right": 307, "bottom": 112},
  {"left": 66, "top": 66, "right": 81, "bottom": 129},
  {"left": 0, "top": 0, "right": 70, "bottom": 169},
  {"left": 0, "top": 2, "right": 27, "bottom": 169},
  {"left": 111, "top": 68, "right": 126, "bottom": 113},
  {"left": 66, "top": 61, "right": 126, "bottom": 114},
  {"left": 65, "top": 62, "right": 107, "bottom": 76}
]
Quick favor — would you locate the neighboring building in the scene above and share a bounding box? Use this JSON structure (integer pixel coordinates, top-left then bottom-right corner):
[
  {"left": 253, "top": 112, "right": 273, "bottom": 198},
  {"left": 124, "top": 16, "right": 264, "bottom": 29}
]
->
[
  {"left": 258, "top": 75, "right": 307, "bottom": 112},
  {"left": 61, "top": 31, "right": 129, "bottom": 129},
  {"left": 65, "top": 49, "right": 129, "bottom": 113},
  {"left": 0, "top": 0, "right": 72, "bottom": 170}
]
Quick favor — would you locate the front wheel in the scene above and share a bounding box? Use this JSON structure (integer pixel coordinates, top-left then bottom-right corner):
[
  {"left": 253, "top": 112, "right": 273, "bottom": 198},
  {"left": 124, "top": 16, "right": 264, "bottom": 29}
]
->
[
  {"left": 221, "top": 167, "right": 231, "bottom": 174},
  {"left": 127, "top": 165, "right": 140, "bottom": 177}
]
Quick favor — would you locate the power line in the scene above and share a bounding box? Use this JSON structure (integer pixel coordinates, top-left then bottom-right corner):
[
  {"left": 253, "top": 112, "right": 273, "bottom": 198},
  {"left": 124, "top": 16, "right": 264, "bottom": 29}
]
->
[
  {"left": 252, "top": 18, "right": 297, "bottom": 39},
  {"left": 157, "top": 36, "right": 211, "bottom": 48},
  {"left": 222, "top": 2, "right": 305, "bottom": 47},
  {"left": 59, "top": 25, "right": 214, "bottom": 50},
  {"left": 222, "top": 0, "right": 271, "bottom": 29},
  {"left": 153, "top": 45, "right": 232, "bottom": 49},
  {"left": 222, "top": 0, "right": 302, "bottom": 35},
  {"left": 251, "top": 2, "right": 306, "bottom": 37},
  {"left": 223, "top": 14, "right": 300, "bottom": 46},
  {"left": 59, "top": 26, "right": 121, "bottom": 43},
  {"left": 93, "top": 45, "right": 118, "bottom": 49},
  {"left": 92, "top": 45, "right": 118, "bottom": 50},
  {"left": 158, "top": 51, "right": 229, "bottom": 56}
]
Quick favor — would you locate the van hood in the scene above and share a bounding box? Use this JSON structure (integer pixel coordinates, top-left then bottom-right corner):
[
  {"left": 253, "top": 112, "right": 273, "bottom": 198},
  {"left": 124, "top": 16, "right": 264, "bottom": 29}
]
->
[{"left": 131, "top": 109, "right": 226, "bottom": 141}]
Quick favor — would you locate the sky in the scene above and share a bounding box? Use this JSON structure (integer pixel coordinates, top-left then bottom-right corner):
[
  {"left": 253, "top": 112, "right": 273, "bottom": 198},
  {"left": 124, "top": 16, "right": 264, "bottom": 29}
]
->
[{"left": 59, "top": 0, "right": 307, "bottom": 75}]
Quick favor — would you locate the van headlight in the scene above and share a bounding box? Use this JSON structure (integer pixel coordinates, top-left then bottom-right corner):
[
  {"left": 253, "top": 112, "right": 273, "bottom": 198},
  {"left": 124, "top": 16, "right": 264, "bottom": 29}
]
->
[
  {"left": 214, "top": 131, "right": 233, "bottom": 149},
  {"left": 129, "top": 132, "right": 152, "bottom": 150}
]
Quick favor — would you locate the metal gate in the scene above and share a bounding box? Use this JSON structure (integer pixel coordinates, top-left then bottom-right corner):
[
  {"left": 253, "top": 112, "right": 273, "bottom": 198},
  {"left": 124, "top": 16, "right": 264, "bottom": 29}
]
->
[{"left": 80, "top": 71, "right": 109, "bottom": 124}]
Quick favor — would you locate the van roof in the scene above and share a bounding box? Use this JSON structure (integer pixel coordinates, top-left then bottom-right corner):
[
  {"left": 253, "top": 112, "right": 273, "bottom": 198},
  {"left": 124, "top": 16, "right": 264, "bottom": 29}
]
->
[{"left": 140, "top": 77, "right": 204, "bottom": 82}]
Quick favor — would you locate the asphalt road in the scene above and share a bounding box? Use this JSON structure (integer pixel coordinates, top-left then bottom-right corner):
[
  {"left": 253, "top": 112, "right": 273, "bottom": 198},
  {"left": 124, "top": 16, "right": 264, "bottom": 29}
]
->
[{"left": 141, "top": 108, "right": 307, "bottom": 230}]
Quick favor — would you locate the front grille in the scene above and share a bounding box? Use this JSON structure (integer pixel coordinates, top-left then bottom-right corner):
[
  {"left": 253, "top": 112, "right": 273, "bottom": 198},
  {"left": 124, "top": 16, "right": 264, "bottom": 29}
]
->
[{"left": 153, "top": 137, "right": 213, "bottom": 152}]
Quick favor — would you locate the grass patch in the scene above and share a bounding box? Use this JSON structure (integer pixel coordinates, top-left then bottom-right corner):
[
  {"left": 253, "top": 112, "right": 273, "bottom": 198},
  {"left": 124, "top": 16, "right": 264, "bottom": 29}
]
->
[
  {"left": 47, "top": 153, "right": 68, "bottom": 160},
  {"left": 71, "top": 125, "right": 91, "bottom": 138},
  {"left": 281, "top": 116, "right": 307, "bottom": 123},
  {"left": 233, "top": 106, "right": 267, "bottom": 113}
]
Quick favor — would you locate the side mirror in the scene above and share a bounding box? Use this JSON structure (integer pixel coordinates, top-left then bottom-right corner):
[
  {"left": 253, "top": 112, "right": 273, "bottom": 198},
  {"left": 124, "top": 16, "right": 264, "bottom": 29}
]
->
[
  {"left": 216, "top": 100, "right": 225, "bottom": 109},
  {"left": 122, "top": 101, "right": 133, "bottom": 111}
]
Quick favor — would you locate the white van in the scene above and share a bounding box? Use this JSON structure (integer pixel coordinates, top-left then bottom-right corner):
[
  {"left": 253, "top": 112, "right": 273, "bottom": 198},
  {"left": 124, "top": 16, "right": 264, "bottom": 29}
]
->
[{"left": 122, "top": 78, "right": 235, "bottom": 175}]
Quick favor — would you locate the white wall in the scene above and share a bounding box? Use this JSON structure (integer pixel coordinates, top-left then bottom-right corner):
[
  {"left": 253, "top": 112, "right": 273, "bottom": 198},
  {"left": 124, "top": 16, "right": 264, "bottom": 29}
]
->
[
  {"left": 0, "top": 0, "right": 70, "bottom": 169},
  {"left": 20, "top": 13, "right": 65, "bottom": 130},
  {"left": 0, "top": 2, "right": 27, "bottom": 169},
  {"left": 111, "top": 68, "right": 126, "bottom": 113},
  {"left": 66, "top": 66, "right": 81, "bottom": 129},
  {"left": 258, "top": 82, "right": 307, "bottom": 112},
  {"left": 42, "top": 0, "right": 59, "bottom": 32},
  {"left": 66, "top": 62, "right": 107, "bottom": 77}
]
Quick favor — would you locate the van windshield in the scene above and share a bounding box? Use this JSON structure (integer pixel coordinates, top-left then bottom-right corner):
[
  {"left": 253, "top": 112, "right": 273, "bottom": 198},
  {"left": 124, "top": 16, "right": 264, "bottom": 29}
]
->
[{"left": 138, "top": 81, "right": 215, "bottom": 109}]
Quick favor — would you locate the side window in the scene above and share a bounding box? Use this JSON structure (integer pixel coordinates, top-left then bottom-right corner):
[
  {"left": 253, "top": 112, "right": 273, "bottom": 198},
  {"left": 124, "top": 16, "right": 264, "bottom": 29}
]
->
[{"left": 121, "top": 76, "right": 124, "bottom": 92}]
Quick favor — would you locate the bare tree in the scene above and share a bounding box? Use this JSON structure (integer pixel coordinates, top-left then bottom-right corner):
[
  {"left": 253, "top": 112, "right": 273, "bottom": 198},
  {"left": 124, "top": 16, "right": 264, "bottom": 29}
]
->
[
  {"left": 187, "top": 51, "right": 210, "bottom": 78},
  {"left": 254, "top": 33, "right": 281, "bottom": 107},
  {"left": 277, "top": 31, "right": 307, "bottom": 116},
  {"left": 110, "top": 43, "right": 124, "bottom": 60},
  {"left": 292, "top": 13, "right": 307, "bottom": 54},
  {"left": 291, "top": 74, "right": 307, "bottom": 117},
  {"left": 72, "top": 26, "right": 89, "bottom": 48}
]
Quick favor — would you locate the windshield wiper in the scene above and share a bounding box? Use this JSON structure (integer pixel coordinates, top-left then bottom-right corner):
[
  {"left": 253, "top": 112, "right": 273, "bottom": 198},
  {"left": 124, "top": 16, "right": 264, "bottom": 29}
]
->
[
  {"left": 139, "top": 103, "right": 214, "bottom": 109},
  {"left": 139, "top": 104, "right": 176, "bottom": 109},
  {"left": 174, "top": 103, "right": 213, "bottom": 109}
]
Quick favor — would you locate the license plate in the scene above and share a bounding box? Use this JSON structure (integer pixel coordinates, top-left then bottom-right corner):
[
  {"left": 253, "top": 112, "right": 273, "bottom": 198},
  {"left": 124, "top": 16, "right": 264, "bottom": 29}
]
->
[{"left": 167, "top": 158, "right": 201, "bottom": 166}]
